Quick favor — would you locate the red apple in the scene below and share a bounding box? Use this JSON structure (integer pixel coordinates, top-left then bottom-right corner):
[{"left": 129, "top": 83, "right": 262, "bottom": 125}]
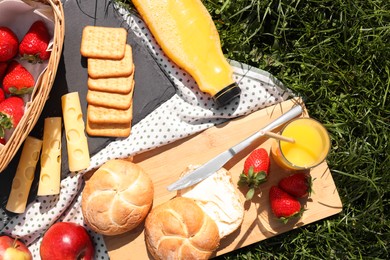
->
[
  {"left": 0, "top": 235, "right": 32, "bottom": 260},
  {"left": 40, "top": 222, "right": 94, "bottom": 260}
]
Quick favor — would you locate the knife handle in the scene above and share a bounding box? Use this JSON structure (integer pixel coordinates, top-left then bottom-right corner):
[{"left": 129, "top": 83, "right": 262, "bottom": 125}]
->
[{"left": 230, "top": 105, "right": 303, "bottom": 154}]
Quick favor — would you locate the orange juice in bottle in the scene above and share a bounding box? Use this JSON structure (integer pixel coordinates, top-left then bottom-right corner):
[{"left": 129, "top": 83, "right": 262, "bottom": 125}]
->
[{"left": 132, "top": 0, "right": 241, "bottom": 106}]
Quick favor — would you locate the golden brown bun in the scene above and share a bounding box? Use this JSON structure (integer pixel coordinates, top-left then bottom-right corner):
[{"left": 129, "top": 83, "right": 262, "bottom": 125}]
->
[
  {"left": 145, "top": 197, "right": 220, "bottom": 260},
  {"left": 177, "top": 166, "right": 244, "bottom": 238},
  {"left": 81, "top": 159, "right": 154, "bottom": 235}
]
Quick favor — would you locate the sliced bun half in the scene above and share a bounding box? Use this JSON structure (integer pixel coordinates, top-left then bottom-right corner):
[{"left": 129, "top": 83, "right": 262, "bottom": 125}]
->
[{"left": 145, "top": 197, "right": 220, "bottom": 259}]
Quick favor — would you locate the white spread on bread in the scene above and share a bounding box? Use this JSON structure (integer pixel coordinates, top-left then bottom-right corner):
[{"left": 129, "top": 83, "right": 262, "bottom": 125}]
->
[{"left": 177, "top": 165, "right": 244, "bottom": 238}]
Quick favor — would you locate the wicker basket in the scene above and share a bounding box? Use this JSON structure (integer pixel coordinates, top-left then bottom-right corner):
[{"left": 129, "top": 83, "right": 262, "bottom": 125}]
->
[{"left": 0, "top": 0, "right": 65, "bottom": 172}]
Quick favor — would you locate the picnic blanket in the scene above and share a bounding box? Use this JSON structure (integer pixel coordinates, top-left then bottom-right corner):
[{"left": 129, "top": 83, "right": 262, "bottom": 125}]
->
[{"left": 0, "top": 1, "right": 293, "bottom": 258}]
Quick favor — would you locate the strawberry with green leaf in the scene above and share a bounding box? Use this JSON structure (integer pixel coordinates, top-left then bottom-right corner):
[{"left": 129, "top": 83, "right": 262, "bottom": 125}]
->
[
  {"left": 279, "top": 172, "right": 313, "bottom": 198},
  {"left": 19, "top": 20, "right": 51, "bottom": 63},
  {"left": 2, "top": 61, "right": 35, "bottom": 95},
  {"left": 0, "top": 96, "right": 25, "bottom": 140},
  {"left": 269, "top": 186, "right": 304, "bottom": 224},
  {"left": 238, "top": 148, "right": 270, "bottom": 200}
]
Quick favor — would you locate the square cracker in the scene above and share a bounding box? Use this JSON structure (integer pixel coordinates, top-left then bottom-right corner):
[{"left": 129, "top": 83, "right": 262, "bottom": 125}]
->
[
  {"left": 86, "top": 121, "right": 131, "bottom": 138},
  {"left": 88, "top": 44, "right": 134, "bottom": 79},
  {"left": 86, "top": 81, "right": 134, "bottom": 110},
  {"left": 87, "top": 102, "right": 133, "bottom": 124},
  {"left": 88, "top": 70, "right": 134, "bottom": 94},
  {"left": 80, "top": 26, "right": 127, "bottom": 59}
]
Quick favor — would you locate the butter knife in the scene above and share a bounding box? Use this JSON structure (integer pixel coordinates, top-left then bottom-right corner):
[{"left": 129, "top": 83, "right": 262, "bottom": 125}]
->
[{"left": 167, "top": 104, "right": 303, "bottom": 191}]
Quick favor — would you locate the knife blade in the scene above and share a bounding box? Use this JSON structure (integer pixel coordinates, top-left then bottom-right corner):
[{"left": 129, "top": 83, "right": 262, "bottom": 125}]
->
[{"left": 167, "top": 104, "right": 303, "bottom": 191}]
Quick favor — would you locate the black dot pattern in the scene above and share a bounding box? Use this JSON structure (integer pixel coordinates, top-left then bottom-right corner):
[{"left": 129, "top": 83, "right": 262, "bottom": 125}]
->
[{"left": 0, "top": 5, "right": 292, "bottom": 260}]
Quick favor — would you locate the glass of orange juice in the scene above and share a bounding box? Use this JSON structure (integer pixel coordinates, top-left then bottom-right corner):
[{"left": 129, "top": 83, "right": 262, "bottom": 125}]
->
[{"left": 271, "top": 117, "right": 331, "bottom": 170}]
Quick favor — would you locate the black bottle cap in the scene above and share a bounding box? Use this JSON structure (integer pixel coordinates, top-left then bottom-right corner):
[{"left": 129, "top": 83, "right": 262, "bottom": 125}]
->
[{"left": 214, "top": 83, "right": 241, "bottom": 107}]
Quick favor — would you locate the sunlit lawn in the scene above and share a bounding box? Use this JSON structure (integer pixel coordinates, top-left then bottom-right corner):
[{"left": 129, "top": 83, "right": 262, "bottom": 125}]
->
[{"left": 119, "top": 0, "right": 389, "bottom": 258}]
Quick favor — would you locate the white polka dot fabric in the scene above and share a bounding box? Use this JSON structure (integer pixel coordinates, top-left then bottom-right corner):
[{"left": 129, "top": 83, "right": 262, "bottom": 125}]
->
[{"left": 0, "top": 5, "right": 293, "bottom": 260}]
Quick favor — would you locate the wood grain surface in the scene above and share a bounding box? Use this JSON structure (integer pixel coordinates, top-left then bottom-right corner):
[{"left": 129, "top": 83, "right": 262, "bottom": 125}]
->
[{"left": 104, "top": 98, "right": 343, "bottom": 259}]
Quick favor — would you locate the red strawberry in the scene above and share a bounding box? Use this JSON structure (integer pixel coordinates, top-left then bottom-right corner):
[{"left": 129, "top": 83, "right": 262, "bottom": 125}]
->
[
  {"left": 238, "top": 148, "right": 270, "bottom": 200},
  {"left": 19, "top": 20, "right": 51, "bottom": 63},
  {"left": 0, "top": 96, "right": 25, "bottom": 138},
  {"left": 269, "top": 186, "right": 303, "bottom": 224},
  {"left": 0, "top": 88, "right": 5, "bottom": 103},
  {"left": 2, "top": 61, "right": 35, "bottom": 95},
  {"left": 279, "top": 172, "right": 312, "bottom": 198},
  {"left": 0, "top": 62, "right": 8, "bottom": 80},
  {"left": 0, "top": 27, "right": 18, "bottom": 62},
  {"left": 0, "top": 137, "right": 5, "bottom": 145}
]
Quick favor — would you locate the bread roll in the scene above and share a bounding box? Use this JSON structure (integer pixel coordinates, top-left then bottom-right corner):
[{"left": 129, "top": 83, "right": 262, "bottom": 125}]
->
[
  {"left": 145, "top": 197, "right": 220, "bottom": 260},
  {"left": 81, "top": 159, "right": 154, "bottom": 235},
  {"left": 177, "top": 165, "right": 244, "bottom": 238}
]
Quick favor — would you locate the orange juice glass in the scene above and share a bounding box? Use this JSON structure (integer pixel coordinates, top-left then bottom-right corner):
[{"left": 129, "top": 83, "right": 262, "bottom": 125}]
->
[{"left": 271, "top": 118, "right": 331, "bottom": 170}]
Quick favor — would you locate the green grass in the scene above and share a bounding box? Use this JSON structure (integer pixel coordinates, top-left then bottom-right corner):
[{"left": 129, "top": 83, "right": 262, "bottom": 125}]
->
[
  {"left": 207, "top": 0, "right": 390, "bottom": 259},
  {"left": 121, "top": 0, "right": 389, "bottom": 258}
]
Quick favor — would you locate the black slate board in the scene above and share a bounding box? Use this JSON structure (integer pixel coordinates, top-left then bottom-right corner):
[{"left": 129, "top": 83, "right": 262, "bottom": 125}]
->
[{"left": 0, "top": 0, "right": 176, "bottom": 213}]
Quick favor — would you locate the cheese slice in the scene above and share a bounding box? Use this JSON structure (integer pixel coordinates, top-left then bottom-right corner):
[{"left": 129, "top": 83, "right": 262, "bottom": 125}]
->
[
  {"left": 61, "top": 92, "right": 90, "bottom": 172},
  {"left": 6, "top": 136, "right": 42, "bottom": 213},
  {"left": 37, "top": 117, "right": 62, "bottom": 196}
]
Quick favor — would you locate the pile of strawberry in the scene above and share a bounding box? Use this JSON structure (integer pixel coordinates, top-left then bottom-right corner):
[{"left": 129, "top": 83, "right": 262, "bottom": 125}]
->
[
  {"left": 270, "top": 173, "right": 312, "bottom": 224},
  {"left": 0, "top": 20, "right": 51, "bottom": 145},
  {"left": 238, "top": 147, "right": 312, "bottom": 224}
]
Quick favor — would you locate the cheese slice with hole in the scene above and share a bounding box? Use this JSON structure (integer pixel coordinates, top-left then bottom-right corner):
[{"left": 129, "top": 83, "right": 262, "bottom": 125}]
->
[
  {"left": 6, "top": 136, "right": 42, "bottom": 213},
  {"left": 37, "top": 117, "right": 62, "bottom": 196},
  {"left": 62, "top": 92, "right": 90, "bottom": 172}
]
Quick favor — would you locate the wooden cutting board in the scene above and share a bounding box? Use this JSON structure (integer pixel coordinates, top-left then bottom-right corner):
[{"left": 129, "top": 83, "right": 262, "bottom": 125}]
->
[{"left": 104, "top": 98, "right": 343, "bottom": 259}]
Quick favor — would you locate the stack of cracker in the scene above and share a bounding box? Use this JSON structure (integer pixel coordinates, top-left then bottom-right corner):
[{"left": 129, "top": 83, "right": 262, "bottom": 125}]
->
[{"left": 80, "top": 26, "right": 135, "bottom": 138}]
